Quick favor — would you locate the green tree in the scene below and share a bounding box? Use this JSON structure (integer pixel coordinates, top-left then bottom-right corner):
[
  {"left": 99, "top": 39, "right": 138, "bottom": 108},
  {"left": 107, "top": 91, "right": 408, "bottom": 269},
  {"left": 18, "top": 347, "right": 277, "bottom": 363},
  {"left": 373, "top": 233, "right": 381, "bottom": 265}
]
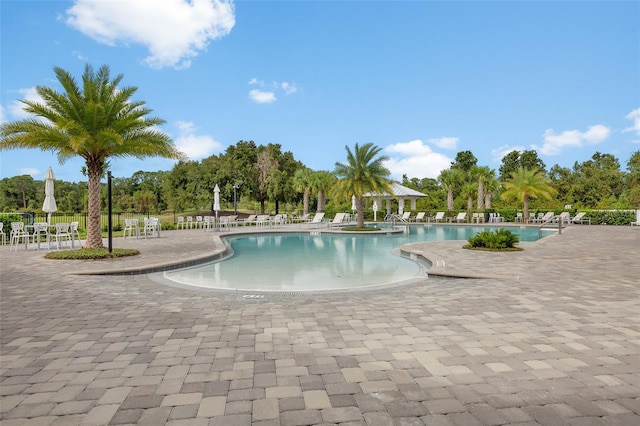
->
[
  {"left": 499, "top": 150, "right": 546, "bottom": 181},
  {"left": 293, "top": 168, "right": 314, "bottom": 215},
  {"left": 450, "top": 150, "right": 478, "bottom": 174},
  {"left": 333, "top": 143, "right": 391, "bottom": 228},
  {"left": 471, "top": 166, "right": 495, "bottom": 210},
  {"left": 501, "top": 167, "right": 557, "bottom": 223},
  {"left": 310, "top": 170, "right": 336, "bottom": 213},
  {"left": 0, "top": 65, "right": 185, "bottom": 247},
  {"left": 438, "top": 168, "right": 463, "bottom": 211},
  {"left": 624, "top": 150, "right": 640, "bottom": 207}
]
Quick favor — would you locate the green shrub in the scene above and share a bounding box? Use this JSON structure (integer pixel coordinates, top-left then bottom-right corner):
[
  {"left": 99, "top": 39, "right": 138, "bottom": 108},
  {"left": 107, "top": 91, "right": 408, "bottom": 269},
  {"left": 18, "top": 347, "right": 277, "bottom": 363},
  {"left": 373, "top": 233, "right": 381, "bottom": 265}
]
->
[{"left": 465, "top": 228, "right": 521, "bottom": 251}]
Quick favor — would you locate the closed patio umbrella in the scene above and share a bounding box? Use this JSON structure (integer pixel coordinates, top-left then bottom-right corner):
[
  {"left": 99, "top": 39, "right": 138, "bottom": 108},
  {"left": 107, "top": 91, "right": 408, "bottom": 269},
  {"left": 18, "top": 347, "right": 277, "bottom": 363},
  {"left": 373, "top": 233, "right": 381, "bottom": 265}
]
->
[
  {"left": 42, "top": 167, "right": 57, "bottom": 223},
  {"left": 214, "top": 184, "right": 220, "bottom": 218},
  {"left": 351, "top": 195, "right": 356, "bottom": 212}
]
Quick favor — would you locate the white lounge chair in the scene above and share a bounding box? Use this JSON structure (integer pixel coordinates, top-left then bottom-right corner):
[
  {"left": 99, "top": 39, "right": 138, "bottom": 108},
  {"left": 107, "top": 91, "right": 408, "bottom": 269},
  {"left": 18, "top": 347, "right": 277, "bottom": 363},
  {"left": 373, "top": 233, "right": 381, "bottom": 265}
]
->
[
  {"left": 432, "top": 212, "right": 445, "bottom": 223},
  {"left": 449, "top": 212, "right": 466, "bottom": 223},
  {"left": 327, "top": 212, "right": 348, "bottom": 228},
  {"left": 401, "top": 212, "right": 411, "bottom": 221},
  {"left": 472, "top": 213, "right": 484, "bottom": 223},
  {"left": 305, "top": 212, "right": 325, "bottom": 228},
  {"left": 412, "top": 212, "right": 426, "bottom": 222},
  {"left": 570, "top": 212, "right": 591, "bottom": 225}
]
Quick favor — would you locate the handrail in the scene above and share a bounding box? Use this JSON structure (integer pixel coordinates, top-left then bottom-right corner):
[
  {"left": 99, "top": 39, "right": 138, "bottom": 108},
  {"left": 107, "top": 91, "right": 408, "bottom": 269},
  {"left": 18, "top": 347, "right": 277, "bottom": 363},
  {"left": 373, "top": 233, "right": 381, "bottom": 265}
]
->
[
  {"left": 385, "top": 213, "right": 409, "bottom": 226},
  {"left": 538, "top": 215, "right": 564, "bottom": 238}
]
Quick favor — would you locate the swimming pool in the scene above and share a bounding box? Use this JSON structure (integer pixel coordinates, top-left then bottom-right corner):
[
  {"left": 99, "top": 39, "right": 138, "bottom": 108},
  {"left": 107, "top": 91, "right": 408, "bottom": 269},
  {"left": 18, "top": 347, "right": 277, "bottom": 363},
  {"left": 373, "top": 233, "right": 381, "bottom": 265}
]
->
[{"left": 160, "top": 225, "right": 553, "bottom": 292}]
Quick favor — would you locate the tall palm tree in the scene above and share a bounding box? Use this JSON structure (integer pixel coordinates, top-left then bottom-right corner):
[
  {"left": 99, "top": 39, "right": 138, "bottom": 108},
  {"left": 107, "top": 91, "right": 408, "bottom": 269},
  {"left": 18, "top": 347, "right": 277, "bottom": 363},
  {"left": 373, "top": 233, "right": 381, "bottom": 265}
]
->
[
  {"left": 472, "top": 166, "right": 495, "bottom": 210},
  {"left": 501, "top": 167, "right": 557, "bottom": 223},
  {"left": 334, "top": 143, "right": 391, "bottom": 228},
  {"left": 309, "top": 170, "right": 336, "bottom": 213},
  {"left": 438, "top": 168, "right": 463, "bottom": 211},
  {"left": 292, "top": 168, "right": 313, "bottom": 215},
  {"left": 0, "top": 64, "right": 185, "bottom": 248}
]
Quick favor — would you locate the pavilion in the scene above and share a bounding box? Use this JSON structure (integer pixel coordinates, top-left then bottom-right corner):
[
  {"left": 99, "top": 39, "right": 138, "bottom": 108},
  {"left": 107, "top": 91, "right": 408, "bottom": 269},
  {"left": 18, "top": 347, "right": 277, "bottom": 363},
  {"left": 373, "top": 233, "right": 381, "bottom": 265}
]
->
[{"left": 363, "top": 182, "right": 428, "bottom": 218}]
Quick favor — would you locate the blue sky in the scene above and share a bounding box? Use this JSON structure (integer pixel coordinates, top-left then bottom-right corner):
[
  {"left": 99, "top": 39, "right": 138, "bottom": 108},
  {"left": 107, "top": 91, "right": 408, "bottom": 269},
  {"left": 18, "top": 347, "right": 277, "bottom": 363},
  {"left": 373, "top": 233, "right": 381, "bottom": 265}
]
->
[{"left": 1, "top": 0, "right": 639, "bottom": 184}]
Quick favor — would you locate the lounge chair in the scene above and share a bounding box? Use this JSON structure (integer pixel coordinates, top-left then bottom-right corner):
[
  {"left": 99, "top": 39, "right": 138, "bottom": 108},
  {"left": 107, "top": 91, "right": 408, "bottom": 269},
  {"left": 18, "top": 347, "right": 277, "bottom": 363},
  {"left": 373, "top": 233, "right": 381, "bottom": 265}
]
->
[
  {"left": 401, "top": 212, "right": 411, "bottom": 221},
  {"left": 555, "top": 212, "right": 571, "bottom": 224},
  {"left": 570, "top": 212, "right": 591, "bottom": 225},
  {"left": 304, "top": 212, "right": 325, "bottom": 228},
  {"left": 449, "top": 212, "right": 467, "bottom": 223},
  {"left": 472, "top": 213, "right": 484, "bottom": 223},
  {"left": 533, "top": 211, "right": 554, "bottom": 224},
  {"left": 291, "top": 213, "right": 311, "bottom": 223},
  {"left": 432, "top": 212, "right": 445, "bottom": 223},
  {"left": 327, "top": 212, "right": 348, "bottom": 228},
  {"left": 412, "top": 212, "right": 426, "bottom": 222},
  {"left": 239, "top": 214, "right": 257, "bottom": 226}
]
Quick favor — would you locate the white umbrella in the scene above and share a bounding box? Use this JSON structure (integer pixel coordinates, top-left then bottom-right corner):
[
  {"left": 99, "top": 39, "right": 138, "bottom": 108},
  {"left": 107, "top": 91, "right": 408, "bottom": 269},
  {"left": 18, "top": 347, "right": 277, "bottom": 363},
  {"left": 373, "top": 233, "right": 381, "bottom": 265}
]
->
[
  {"left": 42, "top": 167, "right": 57, "bottom": 223},
  {"left": 373, "top": 199, "right": 378, "bottom": 222},
  {"left": 213, "top": 184, "right": 220, "bottom": 218},
  {"left": 351, "top": 195, "right": 356, "bottom": 212}
]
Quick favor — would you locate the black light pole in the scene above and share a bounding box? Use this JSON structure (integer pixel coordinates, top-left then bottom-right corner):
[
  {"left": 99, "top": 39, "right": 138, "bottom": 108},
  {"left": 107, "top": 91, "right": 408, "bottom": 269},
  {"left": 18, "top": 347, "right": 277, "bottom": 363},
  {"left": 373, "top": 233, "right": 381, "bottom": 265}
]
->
[{"left": 107, "top": 171, "right": 113, "bottom": 253}]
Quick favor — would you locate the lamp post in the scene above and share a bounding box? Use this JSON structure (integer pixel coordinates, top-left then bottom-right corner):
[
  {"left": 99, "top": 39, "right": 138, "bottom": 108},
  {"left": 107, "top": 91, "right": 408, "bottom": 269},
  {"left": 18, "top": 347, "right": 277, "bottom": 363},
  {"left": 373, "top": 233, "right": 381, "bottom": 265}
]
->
[
  {"left": 107, "top": 171, "right": 113, "bottom": 253},
  {"left": 233, "top": 184, "right": 240, "bottom": 215}
]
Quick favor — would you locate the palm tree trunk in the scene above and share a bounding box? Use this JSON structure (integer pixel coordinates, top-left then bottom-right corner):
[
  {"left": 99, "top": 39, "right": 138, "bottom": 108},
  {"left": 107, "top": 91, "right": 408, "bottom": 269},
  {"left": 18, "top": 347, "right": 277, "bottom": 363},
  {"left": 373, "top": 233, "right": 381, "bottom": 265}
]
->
[
  {"left": 86, "top": 164, "right": 104, "bottom": 248},
  {"left": 523, "top": 194, "right": 530, "bottom": 224},
  {"left": 485, "top": 193, "right": 492, "bottom": 209},
  {"left": 357, "top": 196, "right": 365, "bottom": 228},
  {"left": 303, "top": 191, "right": 309, "bottom": 215},
  {"left": 447, "top": 189, "right": 454, "bottom": 211},
  {"left": 477, "top": 183, "right": 484, "bottom": 210},
  {"left": 318, "top": 190, "right": 325, "bottom": 212}
]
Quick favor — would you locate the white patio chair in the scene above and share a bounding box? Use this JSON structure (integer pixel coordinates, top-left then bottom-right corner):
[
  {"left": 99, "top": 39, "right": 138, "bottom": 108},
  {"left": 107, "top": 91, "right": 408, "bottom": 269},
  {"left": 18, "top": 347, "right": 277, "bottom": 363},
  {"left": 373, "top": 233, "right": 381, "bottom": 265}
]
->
[
  {"left": 51, "top": 223, "right": 71, "bottom": 249},
  {"left": 176, "top": 216, "right": 186, "bottom": 230},
  {"left": 0, "top": 222, "right": 6, "bottom": 245},
  {"left": 123, "top": 218, "right": 139, "bottom": 239},
  {"left": 195, "top": 216, "right": 203, "bottom": 229},
  {"left": 143, "top": 218, "right": 159, "bottom": 238},
  {"left": 31, "top": 222, "right": 51, "bottom": 249},
  {"left": 10, "top": 222, "right": 29, "bottom": 251},
  {"left": 432, "top": 212, "right": 445, "bottom": 223},
  {"left": 70, "top": 221, "right": 81, "bottom": 242},
  {"left": 186, "top": 216, "right": 194, "bottom": 229}
]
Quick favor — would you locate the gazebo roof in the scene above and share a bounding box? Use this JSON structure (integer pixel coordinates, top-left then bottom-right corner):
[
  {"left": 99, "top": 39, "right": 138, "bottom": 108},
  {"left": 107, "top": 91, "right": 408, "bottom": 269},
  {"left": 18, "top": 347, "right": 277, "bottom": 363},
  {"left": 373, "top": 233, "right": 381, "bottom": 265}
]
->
[{"left": 363, "top": 182, "right": 428, "bottom": 198}]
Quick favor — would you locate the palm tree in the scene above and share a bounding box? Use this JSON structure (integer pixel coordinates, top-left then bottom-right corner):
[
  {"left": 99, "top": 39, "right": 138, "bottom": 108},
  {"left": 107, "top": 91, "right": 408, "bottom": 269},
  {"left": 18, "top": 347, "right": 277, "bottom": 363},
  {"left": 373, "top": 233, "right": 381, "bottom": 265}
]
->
[
  {"left": 0, "top": 64, "right": 185, "bottom": 248},
  {"left": 438, "top": 168, "right": 463, "bottom": 211},
  {"left": 472, "top": 166, "right": 495, "bottom": 210},
  {"left": 309, "top": 170, "right": 336, "bottom": 213},
  {"left": 334, "top": 143, "right": 391, "bottom": 228},
  {"left": 292, "top": 168, "right": 313, "bottom": 215},
  {"left": 501, "top": 167, "right": 557, "bottom": 223}
]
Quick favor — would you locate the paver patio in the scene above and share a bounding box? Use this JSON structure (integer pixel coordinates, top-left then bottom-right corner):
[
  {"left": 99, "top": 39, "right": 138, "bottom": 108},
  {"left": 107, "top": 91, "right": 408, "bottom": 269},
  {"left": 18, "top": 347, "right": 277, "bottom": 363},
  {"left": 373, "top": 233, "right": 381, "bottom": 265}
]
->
[{"left": 1, "top": 224, "right": 638, "bottom": 425}]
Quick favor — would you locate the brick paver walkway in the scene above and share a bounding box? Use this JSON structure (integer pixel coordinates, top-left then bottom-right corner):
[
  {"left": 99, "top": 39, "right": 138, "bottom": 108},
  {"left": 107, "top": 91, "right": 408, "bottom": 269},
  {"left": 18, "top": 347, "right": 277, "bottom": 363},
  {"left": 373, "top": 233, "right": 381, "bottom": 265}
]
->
[{"left": 1, "top": 224, "right": 639, "bottom": 425}]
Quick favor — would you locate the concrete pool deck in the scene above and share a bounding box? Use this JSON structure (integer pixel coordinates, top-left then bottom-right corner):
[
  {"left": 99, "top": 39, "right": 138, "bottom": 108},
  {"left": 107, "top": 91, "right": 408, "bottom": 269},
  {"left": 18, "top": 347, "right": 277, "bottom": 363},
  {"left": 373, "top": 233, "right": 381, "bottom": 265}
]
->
[{"left": 1, "top": 224, "right": 639, "bottom": 425}]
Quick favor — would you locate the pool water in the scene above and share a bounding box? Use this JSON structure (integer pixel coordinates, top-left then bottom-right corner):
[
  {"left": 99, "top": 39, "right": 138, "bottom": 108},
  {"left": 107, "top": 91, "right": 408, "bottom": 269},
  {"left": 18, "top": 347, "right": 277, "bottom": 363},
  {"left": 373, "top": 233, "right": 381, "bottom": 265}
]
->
[{"left": 162, "top": 225, "right": 552, "bottom": 292}]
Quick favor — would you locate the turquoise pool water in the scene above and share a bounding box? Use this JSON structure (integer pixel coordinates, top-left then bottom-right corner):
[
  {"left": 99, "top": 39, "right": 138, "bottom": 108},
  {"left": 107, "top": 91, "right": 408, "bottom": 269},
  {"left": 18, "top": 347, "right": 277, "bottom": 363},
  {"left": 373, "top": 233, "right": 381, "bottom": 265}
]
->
[{"left": 162, "top": 225, "right": 553, "bottom": 292}]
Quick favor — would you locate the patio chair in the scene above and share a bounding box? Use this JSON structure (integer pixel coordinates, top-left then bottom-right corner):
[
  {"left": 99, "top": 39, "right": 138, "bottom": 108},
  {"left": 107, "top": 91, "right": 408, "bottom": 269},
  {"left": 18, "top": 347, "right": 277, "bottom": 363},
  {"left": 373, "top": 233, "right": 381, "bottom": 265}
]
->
[
  {"left": 51, "top": 223, "right": 72, "bottom": 249},
  {"left": 177, "top": 216, "right": 186, "bottom": 230},
  {"left": 239, "top": 214, "right": 257, "bottom": 226},
  {"left": 0, "top": 222, "right": 5, "bottom": 245},
  {"left": 412, "top": 212, "right": 426, "bottom": 222},
  {"left": 570, "top": 212, "right": 591, "bottom": 225},
  {"left": 632, "top": 210, "right": 640, "bottom": 226},
  {"left": 326, "top": 213, "right": 349, "bottom": 228},
  {"left": 472, "top": 213, "right": 484, "bottom": 223},
  {"left": 449, "top": 212, "right": 467, "bottom": 223},
  {"left": 70, "top": 222, "right": 81, "bottom": 243},
  {"left": 123, "top": 218, "right": 139, "bottom": 239},
  {"left": 186, "top": 216, "right": 194, "bottom": 229},
  {"left": 304, "top": 212, "right": 325, "bottom": 228},
  {"left": 401, "top": 212, "right": 411, "bottom": 221},
  {"left": 432, "top": 212, "right": 445, "bottom": 223},
  {"left": 194, "top": 216, "right": 204, "bottom": 229},
  {"left": 10, "top": 222, "right": 29, "bottom": 251}
]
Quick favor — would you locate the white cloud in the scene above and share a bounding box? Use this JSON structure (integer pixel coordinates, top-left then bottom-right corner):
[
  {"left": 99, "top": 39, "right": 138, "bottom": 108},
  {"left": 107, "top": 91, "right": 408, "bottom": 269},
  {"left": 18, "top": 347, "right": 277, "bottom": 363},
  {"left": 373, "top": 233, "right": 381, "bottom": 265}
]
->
[
  {"left": 491, "top": 144, "right": 526, "bottom": 163},
  {"left": 65, "top": 0, "right": 235, "bottom": 69},
  {"left": 623, "top": 108, "right": 640, "bottom": 136},
  {"left": 384, "top": 140, "right": 453, "bottom": 180},
  {"left": 7, "top": 87, "right": 42, "bottom": 120},
  {"left": 173, "top": 121, "right": 223, "bottom": 160},
  {"left": 249, "top": 89, "right": 276, "bottom": 104},
  {"left": 281, "top": 82, "right": 298, "bottom": 95},
  {"left": 536, "top": 124, "right": 611, "bottom": 156},
  {"left": 427, "top": 136, "right": 459, "bottom": 150},
  {"left": 248, "top": 78, "right": 298, "bottom": 103}
]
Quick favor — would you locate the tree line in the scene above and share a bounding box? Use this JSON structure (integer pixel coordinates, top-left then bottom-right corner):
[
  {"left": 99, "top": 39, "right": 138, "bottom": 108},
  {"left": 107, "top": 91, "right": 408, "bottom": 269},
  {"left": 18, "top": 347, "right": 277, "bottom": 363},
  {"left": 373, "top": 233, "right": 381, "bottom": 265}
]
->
[{"left": 2, "top": 143, "right": 638, "bottom": 215}]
